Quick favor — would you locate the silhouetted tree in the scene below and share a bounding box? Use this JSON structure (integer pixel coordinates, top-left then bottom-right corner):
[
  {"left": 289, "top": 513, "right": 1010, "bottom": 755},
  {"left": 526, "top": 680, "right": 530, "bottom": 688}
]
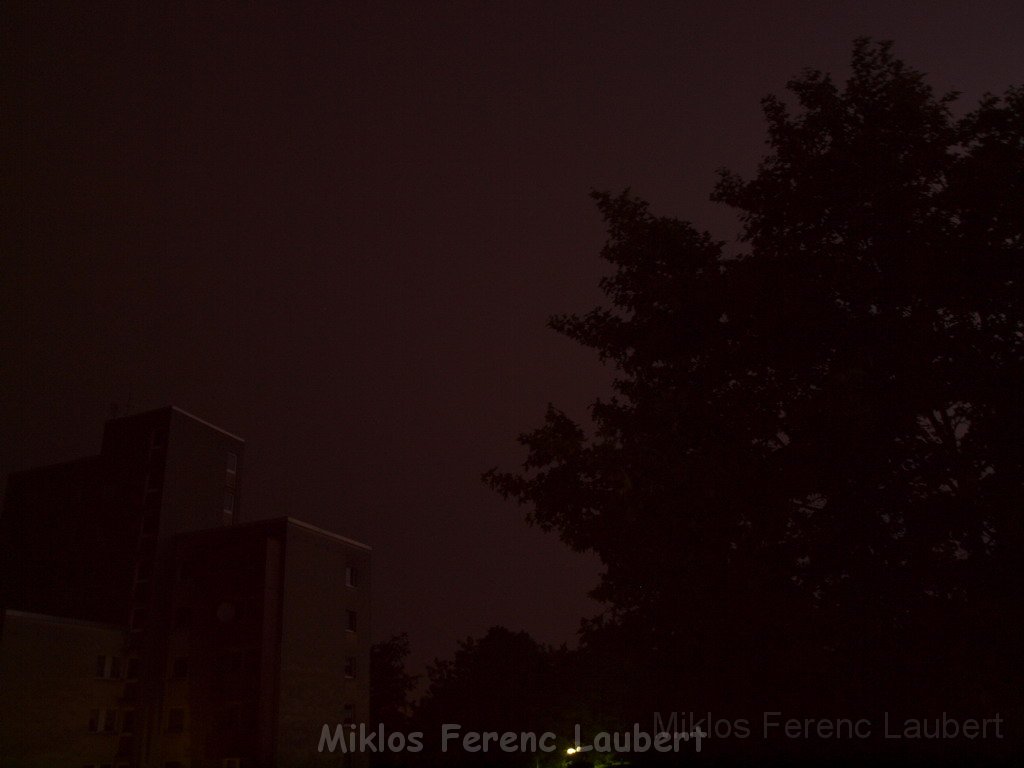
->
[
  {"left": 487, "top": 39, "right": 1022, "bottom": 750},
  {"left": 414, "top": 627, "right": 567, "bottom": 766},
  {"left": 371, "top": 633, "right": 419, "bottom": 728}
]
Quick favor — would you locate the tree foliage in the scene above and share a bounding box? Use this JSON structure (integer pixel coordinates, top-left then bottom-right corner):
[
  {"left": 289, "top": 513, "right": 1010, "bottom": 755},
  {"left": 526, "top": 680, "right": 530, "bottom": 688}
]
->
[
  {"left": 371, "top": 632, "right": 419, "bottom": 727},
  {"left": 486, "top": 39, "right": 1023, "bottom": 720},
  {"left": 417, "top": 627, "right": 558, "bottom": 729},
  {"left": 413, "top": 627, "right": 567, "bottom": 765}
]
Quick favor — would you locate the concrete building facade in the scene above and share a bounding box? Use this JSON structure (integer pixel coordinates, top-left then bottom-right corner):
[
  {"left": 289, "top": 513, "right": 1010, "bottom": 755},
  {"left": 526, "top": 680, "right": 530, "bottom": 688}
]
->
[{"left": 0, "top": 408, "right": 370, "bottom": 768}]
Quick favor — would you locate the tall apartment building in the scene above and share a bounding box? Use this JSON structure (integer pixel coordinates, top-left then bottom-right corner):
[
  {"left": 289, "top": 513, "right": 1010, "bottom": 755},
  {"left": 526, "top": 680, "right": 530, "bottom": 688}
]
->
[{"left": 0, "top": 407, "right": 370, "bottom": 768}]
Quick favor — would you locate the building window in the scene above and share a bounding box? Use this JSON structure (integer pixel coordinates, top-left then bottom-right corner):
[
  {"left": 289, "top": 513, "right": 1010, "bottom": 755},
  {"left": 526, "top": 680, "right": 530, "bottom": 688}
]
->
[
  {"left": 174, "top": 606, "right": 192, "bottom": 629},
  {"left": 216, "top": 601, "right": 237, "bottom": 624},
  {"left": 88, "top": 708, "right": 117, "bottom": 733},
  {"left": 167, "top": 708, "right": 185, "bottom": 733},
  {"left": 346, "top": 610, "right": 357, "bottom": 633},
  {"left": 216, "top": 703, "right": 241, "bottom": 731},
  {"left": 130, "top": 608, "right": 147, "bottom": 631},
  {"left": 345, "top": 566, "right": 358, "bottom": 588},
  {"left": 126, "top": 657, "right": 140, "bottom": 680},
  {"left": 96, "top": 655, "right": 122, "bottom": 679},
  {"left": 344, "top": 657, "right": 356, "bottom": 679},
  {"left": 121, "top": 709, "right": 136, "bottom": 734},
  {"left": 223, "top": 492, "right": 235, "bottom": 526},
  {"left": 223, "top": 759, "right": 241, "bottom": 768},
  {"left": 144, "top": 487, "right": 161, "bottom": 508},
  {"left": 226, "top": 452, "right": 238, "bottom": 489},
  {"left": 171, "top": 657, "right": 189, "bottom": 680},
  {"left": 142, "top": 508, "right": 160, "bottom": 535},
  {"left": 343, "top": 703, "right": 355, "bottom": 724}
]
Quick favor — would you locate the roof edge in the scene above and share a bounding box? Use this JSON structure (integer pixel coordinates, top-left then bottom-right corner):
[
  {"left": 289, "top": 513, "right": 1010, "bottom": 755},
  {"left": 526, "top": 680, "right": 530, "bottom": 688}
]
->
[
  {"left": 2, "top": 608, "right": 126, "bottom": 633},
  {"left": 286, "top": 517, "right": 372, "bottom": 551},
  {"left": 170, "top": 406, "right": 246, "bottom": 443}
]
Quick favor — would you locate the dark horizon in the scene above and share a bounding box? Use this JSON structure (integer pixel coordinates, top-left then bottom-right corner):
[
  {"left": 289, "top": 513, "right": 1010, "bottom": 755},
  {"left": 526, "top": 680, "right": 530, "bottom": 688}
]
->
[{"left": 4, "top": 0, "right": 1023, "bottom": 681}]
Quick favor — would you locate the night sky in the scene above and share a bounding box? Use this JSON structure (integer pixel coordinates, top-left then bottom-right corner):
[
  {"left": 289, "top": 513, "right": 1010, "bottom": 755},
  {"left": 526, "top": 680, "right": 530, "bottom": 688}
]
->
[{"left": 4, "top": 1, "right": 1023, "bottom": 675}]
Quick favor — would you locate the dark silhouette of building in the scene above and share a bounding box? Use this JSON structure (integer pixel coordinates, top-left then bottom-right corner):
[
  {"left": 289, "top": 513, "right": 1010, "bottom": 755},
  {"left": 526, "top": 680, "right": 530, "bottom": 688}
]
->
[{"left": 0, "top": 407, "right": 370, "bottom": 768}]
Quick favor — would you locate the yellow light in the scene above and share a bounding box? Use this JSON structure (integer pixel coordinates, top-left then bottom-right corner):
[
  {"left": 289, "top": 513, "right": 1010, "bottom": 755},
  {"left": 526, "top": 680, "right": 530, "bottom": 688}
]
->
[{"left": 566, "top": 747, "right": 577, "bottom": 755}]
